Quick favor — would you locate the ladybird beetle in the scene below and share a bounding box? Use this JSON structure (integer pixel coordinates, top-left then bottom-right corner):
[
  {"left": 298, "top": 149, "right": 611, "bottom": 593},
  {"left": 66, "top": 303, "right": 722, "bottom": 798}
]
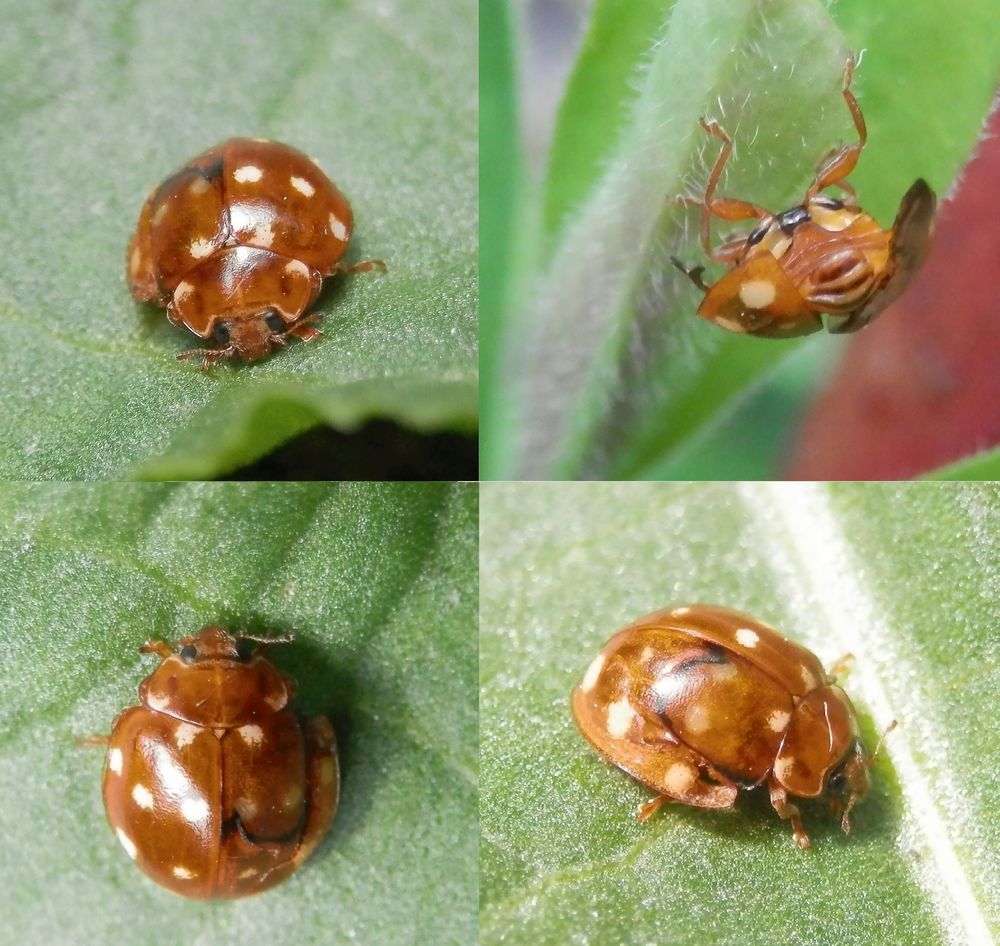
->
[
  {"left": 102, "top": 626, "right": 338, "bottom": 898},
  {"left": 127, "top": 138, "right": 386, "bottom": 367},
  {"left": 671, "top": 54, "right": 936, "bottom": 337},
  {"left": 572, "top": 605, "right": 893, "bottom": 848}
]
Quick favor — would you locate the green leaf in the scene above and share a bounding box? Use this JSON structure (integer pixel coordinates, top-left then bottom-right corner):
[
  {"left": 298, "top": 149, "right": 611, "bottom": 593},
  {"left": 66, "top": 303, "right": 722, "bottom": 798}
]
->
[
  {"left": 0, "top": 482, "right": 477, "bottom": 945},
  {"left": 479, "top": 0, "right": 523, "bottom": 478},
  {"left": 486, "top": 0, "right": 1000, "bottom": 479},
  {"left": 927, "top": 447, "right": 1000, "bottom": 481},
  {"left": 0, "top": 0, "right": 477, "bottom": 480},
  {"left": 481, "top": 481, "right": 998, "bottom": 945}
]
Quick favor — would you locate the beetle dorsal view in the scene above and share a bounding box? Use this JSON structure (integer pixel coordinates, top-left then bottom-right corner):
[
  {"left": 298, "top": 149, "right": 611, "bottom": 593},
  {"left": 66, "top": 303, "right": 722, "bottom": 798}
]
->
[
  {"left": 572, "top": 605, "right": 892, "bottom": 848},
  {"left": 671, "top": 53, "right": 937, "bottom": 338},
  {"left": 103, "top": 626, "right": 338, "bottom": 898}
]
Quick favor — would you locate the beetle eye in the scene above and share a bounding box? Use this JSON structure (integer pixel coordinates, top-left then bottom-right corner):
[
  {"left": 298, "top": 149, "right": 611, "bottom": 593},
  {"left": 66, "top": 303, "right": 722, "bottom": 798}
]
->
[
  {"left": 213, "top": 321, "right": 232, "bottom": 344},
  {"left": 179, "top": 644, "right": 198, "bottom": 663},
  {"left": 828, "top": 770, "right": 847, "bottom": 793},
  {"left": 264, "top": 310, "right": 285, "bottom": 334},
  {"left": 235, "top": 638, "right": 256, "bottom": 662}
]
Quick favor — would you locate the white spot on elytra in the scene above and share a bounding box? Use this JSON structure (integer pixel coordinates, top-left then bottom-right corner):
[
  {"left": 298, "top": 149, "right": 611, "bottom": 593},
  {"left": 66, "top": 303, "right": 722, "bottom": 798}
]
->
[
  {"left": 172, "top": 865, "right": 195, "bottom": 879},
  {"left": 131, "top": 783, "right": 154, "bottom": 809},
  {"left": 238, "top": 867, "right": 259, "bottom": 879},
  {"left": 173, "top": 282, "right": 194, "bottom": 304},
  {"left": 233, "top": 164, "right": 263, "bottom": 183},
  {"left": 773, "top": 755, "right": 794, "bottom": 783},
  {"left": 130, "top": 245, "right": 142, "bottom": 274},
  {"left": 319, "top": 757, "right": 336, "bottom": 787},
  {"left": 174, "top": 722, "right": 201, "bottom": 748},
  {"left": 283, "top": 784, "right": 304, "bottom": 809},
  {"left": 768, "top": 709, "right": 791, "bottom": 733},
  {"left": 151, "top": 202, "right": 169, "bottom": 226},
  {"left": 736, "top": 628, "right": 760, "bottom": 648},
  {"left": 291, "top": 175, "right": 315, "bottom": 197},
  {"left": 672, "top": 606, "right": 692, "bottom": 617},
  {"left": 116, "top": 828, "right": 138, "bottom": 859},
  {"left": 283, "top": 259, "right": 310, "bottom": 280},
  {"left": 236, "top": 796, "right": 259, "bottom": 819},
  {"left": 709, "top": 663, "right": 738, "bottom": 682},
  {"left": 108, "top": 747, "right": 123, "bottom": 775},
  {"left": 189, "top": 238, "right": 214, "bottom": 259},
  {"left": 238, "top": 724, "right": 264, "bottom": 746},
  {"left": 251, "top": 222, "right": 274, "bottom": 247},
  {"left": 580, "top": 653, "right": 605, "bottom": 692},
  {"left": 801, "top": 665, "right": 818, "bottom": 691},
  {"left": 663, "top": 762, "right": 697, "bottom": 795},
  {"left": 684, "top": 703, "right": 711, "bottom": 734},
  {"left": 188, "top": 176, "right": 210, "bottom": 196},
  {"left": 738, "top": 279, "right": 777, "bottom": 309},
  {"left": 180, "top": 796, "right": 210, "bottom": 824},
  {"left": 715, "top": 315, "right": 748, "bottom": 332},
  {"left": 606, "top": 698, "right": 635, "bottom": 738},
  {"left": 329, "top": 213, "right": 348, "bottom": 241},
  {"left": 639, "top": 646, "right": 655, "bottom": 663}
]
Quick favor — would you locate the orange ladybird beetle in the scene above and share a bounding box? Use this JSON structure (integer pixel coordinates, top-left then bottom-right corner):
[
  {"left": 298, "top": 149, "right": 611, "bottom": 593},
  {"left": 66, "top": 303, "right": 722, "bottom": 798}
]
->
[
  {"left": 671, "top": 54, "right": 936, "bottom": 337},
  {"left": 127, "top": 138, "right": 386, "bottom": 367},
  {"left": 572, "top": 605, "right": 894, "bottom": 848},
  {"left": 102, "top": 626, "right": 338, "bottom": 898}
]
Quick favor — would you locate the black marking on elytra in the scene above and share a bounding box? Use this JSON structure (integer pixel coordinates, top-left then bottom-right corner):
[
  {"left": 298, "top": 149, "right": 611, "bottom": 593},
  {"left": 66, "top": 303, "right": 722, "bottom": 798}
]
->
[
  {"left": 194, "top": 156, "right": 225, "bottom": 183},
  {"left": 674, "top": 643, "right": 729, "bottom": 675},
  {"left": 811, "top": 195, "right": 845, "bottom": 210}
]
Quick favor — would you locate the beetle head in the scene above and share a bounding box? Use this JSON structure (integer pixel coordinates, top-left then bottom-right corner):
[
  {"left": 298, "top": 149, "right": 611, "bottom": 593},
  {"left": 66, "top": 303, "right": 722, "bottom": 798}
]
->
[
  {"left": 138, "top": 626, "right": 296, "bottom": 726},
  {"left": 214, "top": 310, "right": 288, "bottom": 361}
]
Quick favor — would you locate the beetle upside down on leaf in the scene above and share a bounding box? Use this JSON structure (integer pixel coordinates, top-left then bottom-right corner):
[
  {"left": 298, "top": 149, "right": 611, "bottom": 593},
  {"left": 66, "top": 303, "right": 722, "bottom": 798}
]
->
[{"left": 671, "top": 53, "right": 936, "bottom": 338}]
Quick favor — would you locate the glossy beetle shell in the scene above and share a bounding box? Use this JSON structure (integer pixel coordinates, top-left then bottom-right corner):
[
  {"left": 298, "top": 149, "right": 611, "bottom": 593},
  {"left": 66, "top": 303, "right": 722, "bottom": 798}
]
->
[
  {"left": 572, "top": 605, "right": 876, "bottom": 848},
  {"left": 103, "top": 626, "right": 338, "bottom": 898},
  {"left": 127, "top": 138, "right": 382, "bottom": 366}
]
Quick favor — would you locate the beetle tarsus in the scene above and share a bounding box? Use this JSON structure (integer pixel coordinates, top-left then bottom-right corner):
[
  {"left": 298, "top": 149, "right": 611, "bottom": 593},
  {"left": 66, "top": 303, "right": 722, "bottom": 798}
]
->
[{"left": 670, "top": 256, "right": 710, "bottom": 292}]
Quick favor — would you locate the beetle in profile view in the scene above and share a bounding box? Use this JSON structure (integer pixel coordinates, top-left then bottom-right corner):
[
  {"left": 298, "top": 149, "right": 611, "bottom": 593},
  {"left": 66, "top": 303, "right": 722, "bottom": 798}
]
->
[
  {"left": 572, "top": 604, "right": 894, "bottom": 848},
  {"left": 671, "top": 54, "right": 936, "bottom": 337}
]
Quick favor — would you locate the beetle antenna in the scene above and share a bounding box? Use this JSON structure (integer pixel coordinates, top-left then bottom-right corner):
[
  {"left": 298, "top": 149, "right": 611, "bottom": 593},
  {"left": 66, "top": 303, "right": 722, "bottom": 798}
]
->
[
  {"left": 140, "top": 639, "right": 173, "bottom": 658},
  {"left": 868, "top": 719, "right": 897, "bottom": 768},
  {"left": 238, "top": 632, "right": 295, "bottom": 646}
]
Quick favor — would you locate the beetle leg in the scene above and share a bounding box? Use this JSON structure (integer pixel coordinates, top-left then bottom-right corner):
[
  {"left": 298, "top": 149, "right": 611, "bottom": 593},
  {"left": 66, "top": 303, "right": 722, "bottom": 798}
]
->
[
  {"left": 690, "top": 118, "right": 769, "bottom": 260},
  {"left": 670, "top": 257, "right": 710, "bottom": 291},
  {"left": 827, "top": 653, "right": 856, "bottom": 680},
  {"left": 635, "top": 794, "right": 676, "bottom": 822},
  {"left": 768, "top": 778, "right": 811, "bottom": 849},
  {"left": 807, "top": 53, "right": 866, "bottom": 197},
  {"left": 287, "top": 315, "right": 324, "bottom": 344},
  {"left": 330, "top": 258, "right": 388, "bottom": 276},
  {"left": 78, "top": 734, "right": 110, "bottom": 748}
]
